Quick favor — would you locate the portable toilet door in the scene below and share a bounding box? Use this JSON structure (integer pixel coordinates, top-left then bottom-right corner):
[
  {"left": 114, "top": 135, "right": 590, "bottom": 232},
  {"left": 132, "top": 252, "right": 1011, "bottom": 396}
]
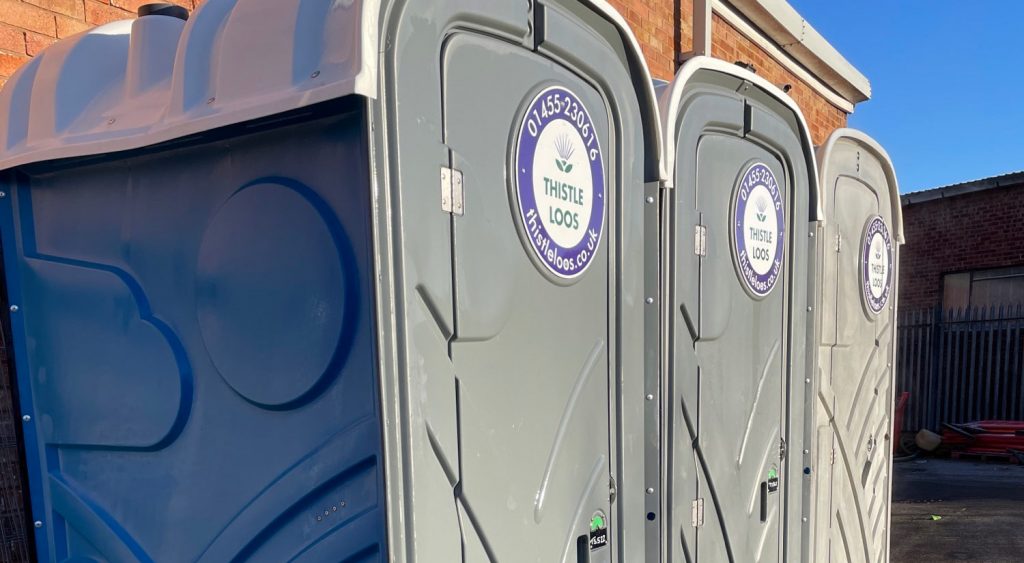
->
[
  {"left": 657, "top": 56, "right": 820, "bottom": 563},
  {"left": 810, "top": 129, "right": 903, "bottom": 563},
  {"left": 0, "top": 1, "right": 659, "bottom": 562},
  {"left": 362, "top": 1, "right": 663, "bottom": 562}
]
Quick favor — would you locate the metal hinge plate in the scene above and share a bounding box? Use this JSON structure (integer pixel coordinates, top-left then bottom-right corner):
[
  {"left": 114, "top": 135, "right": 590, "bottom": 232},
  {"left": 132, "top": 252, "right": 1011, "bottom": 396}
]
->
[
  {"left": 834, "top": 233, "right": 842, "bottom": 253},
  {"left": 440, "top": 166, "right": 464, "bottom": 216},
  {"left": 831, "top": 448, "right": 836, "bottom": 465},
  {"left": 779, "top": 438, "right": 787, "bottom": 461},
  {"left": 691, "top": 498, "right": 704, "bottom": 528},
  {"left": 694, "top": 225, "right": 707, "bottom": 256}
]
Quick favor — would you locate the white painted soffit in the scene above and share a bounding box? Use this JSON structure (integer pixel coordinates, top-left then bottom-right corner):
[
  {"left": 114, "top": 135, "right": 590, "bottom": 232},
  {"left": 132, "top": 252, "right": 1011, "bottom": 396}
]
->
[{"left": 717, "top": 0, "right": 871, "bottom": 108}]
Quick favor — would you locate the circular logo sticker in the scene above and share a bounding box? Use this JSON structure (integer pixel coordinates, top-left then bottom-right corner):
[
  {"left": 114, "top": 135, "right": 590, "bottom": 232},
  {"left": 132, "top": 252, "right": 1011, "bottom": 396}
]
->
[
  {"left": 733, "top": 162, "right": 785, "bottom": 297},
  {"left": 862, "top": 215, "right": 893, "bottom": 314},
  {"left": 514, "top": 85, "right": 605, "bottom": 279}
]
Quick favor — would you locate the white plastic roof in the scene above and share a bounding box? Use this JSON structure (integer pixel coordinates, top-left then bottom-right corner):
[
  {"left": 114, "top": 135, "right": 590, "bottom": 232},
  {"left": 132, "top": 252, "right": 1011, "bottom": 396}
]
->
[
  {"left": 0, "top": 0, "right": 380, "bottom": 171},
  {"left": 0, "top": 0, "right": 662, "bottom": 178}
]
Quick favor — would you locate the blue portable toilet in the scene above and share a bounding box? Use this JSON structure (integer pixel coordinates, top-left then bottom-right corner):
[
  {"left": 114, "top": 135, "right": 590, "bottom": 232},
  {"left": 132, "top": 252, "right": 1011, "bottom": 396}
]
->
[{"left": 0, "top": 0, "right": 662, "bottom": 561}]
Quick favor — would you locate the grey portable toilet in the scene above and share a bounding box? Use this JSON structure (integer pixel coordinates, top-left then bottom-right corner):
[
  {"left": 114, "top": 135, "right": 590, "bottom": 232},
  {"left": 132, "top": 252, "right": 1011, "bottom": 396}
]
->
[
  {"left": 0, "top": 0, "right": 661, "bottom": 561},
  {"left": 655, "top": 56, "right": 820, "bottom": 563},
  {"left": 809, "top": 129, "right": 903, "bottom": 563}
]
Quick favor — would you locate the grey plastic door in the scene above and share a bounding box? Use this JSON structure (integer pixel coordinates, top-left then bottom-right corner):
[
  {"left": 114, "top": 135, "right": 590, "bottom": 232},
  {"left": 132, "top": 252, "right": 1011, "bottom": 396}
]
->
[
  {"left": 442, "top": 31, "right": 613, "bottom": 563},
  {"left": 664, "top": 67, "right": 814, "bottom": 563},
  {"left": 694, "top": 139, "right": 788, "bottom": 563},
  {"left": 814, "top": 132, "right": 900, "bottom": 563}
]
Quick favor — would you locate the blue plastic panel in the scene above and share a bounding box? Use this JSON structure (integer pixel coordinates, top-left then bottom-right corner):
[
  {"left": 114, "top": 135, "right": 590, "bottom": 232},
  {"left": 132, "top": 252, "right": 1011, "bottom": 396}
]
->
[{"left": 0, "top": 107, "right": 385, "bottom": 562}]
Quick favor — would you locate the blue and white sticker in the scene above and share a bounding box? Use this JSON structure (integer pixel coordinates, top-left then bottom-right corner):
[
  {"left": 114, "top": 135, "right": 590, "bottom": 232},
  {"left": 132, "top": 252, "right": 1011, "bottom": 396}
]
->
[
  {"left": 862, "top": 215, "right": 893, "bottom": 314},
  {"left": 514, "top": 85, "right": 605, "bottom": 279},
  {"left": 733, "top": 162, "right": 785, "bottom": 297}
]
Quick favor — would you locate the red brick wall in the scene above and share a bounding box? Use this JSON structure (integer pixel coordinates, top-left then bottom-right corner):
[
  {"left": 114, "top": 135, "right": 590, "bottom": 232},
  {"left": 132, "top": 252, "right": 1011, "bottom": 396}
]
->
[
  {"left": 0, "top": 0, "right": 197, "bottom": 87},
  {"left": 899, "top": 185, "right": 1024, "bottom": 310},
  {"left": 607, "top": 0, "right": 847, "bottom": 144}
]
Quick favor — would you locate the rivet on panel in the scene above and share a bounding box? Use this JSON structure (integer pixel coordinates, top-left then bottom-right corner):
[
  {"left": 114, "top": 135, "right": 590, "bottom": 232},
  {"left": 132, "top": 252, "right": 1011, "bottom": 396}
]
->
[
  {"left": 311, "top": 70, "right": 320, "bottom": 79},
  {"left": 808, "top": 232, "right": 814, "bottom": 238},
  {"left": 21, "top": 415, "right": 29, "bottom": 423},
  {"left": 646, "top": 196, "right": 654, "bottom": 204},
  {"left": 803, "top": 449, "right": 809, "bottom": 454},
  {"left": 33, "top": 521, "right": 42, "bottom": 528},
  {"left": 207, "top": 97, "right": 216, "bottom": 105},
  {"left": 646, "top": 487, "right": 654, "bottom": 494},
  {"left": 805, "top": 378, "right": 811, "bottom": 384},
  {"left": 646, "top": 394, "right": 654, "bottom": 401},
  {"left": 0, "top": 191, "right": 7, "bottom": 198},
  {"left": 807, "top": 306, "right": 812, "bottom": 312},
  {"left": 9, "top": 305, "right": 17, "bottom": 313},
  {"left": 645, "top": 297, "right": 654, "bottom": 304},
  {"left": 107, "top": 118, "right": 116, "bottom": 125},
  {"left": 802, "top": 517, "right": 808, "bottom": 522},
  {"left": 340, "top": 500, "right": 346, "bottom": 507}
]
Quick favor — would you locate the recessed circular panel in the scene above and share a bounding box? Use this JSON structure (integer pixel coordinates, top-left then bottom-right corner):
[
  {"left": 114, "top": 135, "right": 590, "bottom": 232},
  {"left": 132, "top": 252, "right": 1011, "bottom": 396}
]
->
[{"left": 196, "top": 180, "right": 350, "bottom": 408}]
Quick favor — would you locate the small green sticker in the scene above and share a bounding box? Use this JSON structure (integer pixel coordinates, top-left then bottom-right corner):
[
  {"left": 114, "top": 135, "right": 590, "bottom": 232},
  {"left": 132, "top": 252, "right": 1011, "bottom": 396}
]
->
[
  {"left": 768, "top": 468, "right": 777, "bottom": 480},
  {"left": 590, "top": 514, "right": 605, "bottom": 531}
]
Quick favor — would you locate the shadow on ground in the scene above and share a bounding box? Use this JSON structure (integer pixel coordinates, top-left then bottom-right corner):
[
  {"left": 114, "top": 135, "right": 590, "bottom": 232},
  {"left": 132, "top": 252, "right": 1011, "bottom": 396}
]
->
[{"left": 892, "top": 458, "right": 1024, "bottom": 562}]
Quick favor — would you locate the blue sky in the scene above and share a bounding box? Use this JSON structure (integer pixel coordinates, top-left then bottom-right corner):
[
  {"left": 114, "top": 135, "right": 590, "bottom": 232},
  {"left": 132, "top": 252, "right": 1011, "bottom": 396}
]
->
[{"left": 788, "top": 1, "right": 1023, "bottom": 193}]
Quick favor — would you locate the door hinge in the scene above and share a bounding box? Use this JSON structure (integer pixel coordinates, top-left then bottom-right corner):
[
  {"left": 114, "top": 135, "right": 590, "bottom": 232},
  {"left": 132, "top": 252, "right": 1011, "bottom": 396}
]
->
[
  {"left": 440, "top": 166, "right": 464, "bottom": 216},
  {"left": 831, "top": 448, "right": 836, "bottom": 465},
  {"left": 779, "top": 438, "right": 787, "bottom": 461},
  {"left": 694, "top": 224, "right": 707, "bottom": 257},
  {"left": 609, "top": 477, "right": 617, "bottom": 504},
  {"left": 691, "top": 498, "right": 704, "bottom": 528},
  {"left": 834, "top": 233, "right": 842, "bottom": 253}
]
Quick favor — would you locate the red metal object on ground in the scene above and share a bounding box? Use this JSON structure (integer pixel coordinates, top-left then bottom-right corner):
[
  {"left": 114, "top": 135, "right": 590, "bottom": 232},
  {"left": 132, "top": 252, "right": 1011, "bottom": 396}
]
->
[
  {"left": 893, "top": 392, "right": 910, "bottom": 454},
  {"left": 940, "top": 419, "right": 1024, "bottom": 463}
]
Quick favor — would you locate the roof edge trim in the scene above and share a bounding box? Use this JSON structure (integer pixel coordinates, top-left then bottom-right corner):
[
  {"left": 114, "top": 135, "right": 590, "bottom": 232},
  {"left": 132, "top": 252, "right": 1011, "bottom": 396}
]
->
[{"left": 723, "top": 0, "right": 870, "bottom": 104}]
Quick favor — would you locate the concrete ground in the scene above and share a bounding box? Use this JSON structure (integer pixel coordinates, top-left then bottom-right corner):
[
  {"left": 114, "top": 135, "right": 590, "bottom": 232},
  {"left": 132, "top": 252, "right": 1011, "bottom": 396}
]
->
[{"left": 891, "top": 457, "right": 1024, "bottom": 562}]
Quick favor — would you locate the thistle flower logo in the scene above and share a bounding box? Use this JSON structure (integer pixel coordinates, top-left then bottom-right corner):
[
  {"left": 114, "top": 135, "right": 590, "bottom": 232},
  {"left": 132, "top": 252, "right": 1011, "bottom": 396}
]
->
[
  {"left": 755, "top": 196, "right": 769, "bottom": 222},
  {"left": 554, "top": 134, "right": 575, "bottom": 173}
]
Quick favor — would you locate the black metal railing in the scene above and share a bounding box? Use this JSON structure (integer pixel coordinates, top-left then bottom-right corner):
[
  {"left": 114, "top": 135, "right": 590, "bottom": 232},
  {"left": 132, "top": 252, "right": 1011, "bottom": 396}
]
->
[{"left": 897, "top": 304, "right": 1024, "bottom": 433}]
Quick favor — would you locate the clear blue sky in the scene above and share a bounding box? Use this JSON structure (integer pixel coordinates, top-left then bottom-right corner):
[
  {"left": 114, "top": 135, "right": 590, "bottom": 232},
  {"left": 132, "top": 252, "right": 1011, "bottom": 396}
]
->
[{"left": 788, "top": 0, "right": 1023, "bottom": 193}]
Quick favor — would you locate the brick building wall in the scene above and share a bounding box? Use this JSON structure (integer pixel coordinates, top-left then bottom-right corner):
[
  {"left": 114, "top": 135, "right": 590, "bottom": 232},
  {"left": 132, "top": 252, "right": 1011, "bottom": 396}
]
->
[
  {"left": 607, "top": 0, "right": 847, "bottom": 144},
  {"left": 899, "top": 183, "right": 1024, "bottom": 310}
]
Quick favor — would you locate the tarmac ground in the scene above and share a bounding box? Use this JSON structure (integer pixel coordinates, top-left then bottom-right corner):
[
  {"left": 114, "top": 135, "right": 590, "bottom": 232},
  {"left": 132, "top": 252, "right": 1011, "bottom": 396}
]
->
[{"left": 891, "top": 457, "right": 1024, "bottom": 563}]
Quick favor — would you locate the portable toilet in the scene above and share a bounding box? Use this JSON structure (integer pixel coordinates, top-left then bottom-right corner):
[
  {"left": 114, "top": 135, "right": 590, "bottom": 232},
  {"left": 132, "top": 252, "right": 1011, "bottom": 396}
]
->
[
  {"left": 809, "top": 129, "right": 903, "bottom": 563},
  {"left": 0, "top": 0, "right": 662, "bottom": 561},
  {"left": 655, "top": 56, "right": 820, "bottom": 563}
]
